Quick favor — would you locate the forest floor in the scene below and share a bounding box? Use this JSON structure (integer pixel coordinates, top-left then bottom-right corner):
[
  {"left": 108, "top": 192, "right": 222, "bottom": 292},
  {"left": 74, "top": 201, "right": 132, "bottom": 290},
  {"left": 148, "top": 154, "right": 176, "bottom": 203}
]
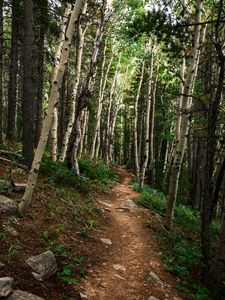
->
[
  {"left": 0, "top": 160, "right": 185, "bottom": 300},
  {"left": 78, "top": 166, "right": 185, "bottom": 300}
]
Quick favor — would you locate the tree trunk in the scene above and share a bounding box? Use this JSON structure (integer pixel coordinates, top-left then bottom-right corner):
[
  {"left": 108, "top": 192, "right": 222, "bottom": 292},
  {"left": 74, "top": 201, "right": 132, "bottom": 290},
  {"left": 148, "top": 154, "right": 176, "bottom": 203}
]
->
[
  {"left": 0, "top": 0, "right": 3, "bottom": 144},
  {"left": 7, "top": 0, "right": 20, "bottom": 143},
  {"left": 68, "top": 0, "right": 110, "bottom": 171},
  {"left": 134, "top": 61, "right": 145, "bottom": 180},
  {"left": 18, "top": 1, "right": 84, "bottom": 215},
  {"left": 140, "top": 43, "right": 154, "bottom": 188},
  {"left": 164, "top": 0, "right": 203, "bottom": 229},
  {"left": 59, "top": 2, "right": 88, "bottom": 162},
  {"left": 22, "top": 0, "right": 35, "bottom": 166}
]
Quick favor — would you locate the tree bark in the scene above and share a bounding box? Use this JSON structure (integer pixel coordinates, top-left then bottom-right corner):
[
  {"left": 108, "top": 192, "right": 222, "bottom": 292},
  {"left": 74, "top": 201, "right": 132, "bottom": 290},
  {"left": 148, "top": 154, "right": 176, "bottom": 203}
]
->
[
  {"left": 140, "top": 43, "right": 154, "bottom": 188},
  {"left": 7, "top": 0, "right": 20, "bottom": 143},
  {"left": 59, "top": 2, "right": 88, "bottom": 162},
  {"left": 134, "top": 61, "right": 145, "bottom": 180},
  {"left": 164, "top": 0, "right": 203, "bottom": 229},
  {"left": 0, "top": 0, "right": 3, "bottom": 144},
  {"left": 18, "top": 1, "right": 84, "bottom": 214}
]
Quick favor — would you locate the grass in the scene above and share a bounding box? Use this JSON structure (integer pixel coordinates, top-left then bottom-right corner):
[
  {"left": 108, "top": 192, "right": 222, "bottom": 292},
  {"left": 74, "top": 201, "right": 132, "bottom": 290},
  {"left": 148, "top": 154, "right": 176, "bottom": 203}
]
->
[{"left": 132, "top": 182, "right": 223, "bottom": 300}]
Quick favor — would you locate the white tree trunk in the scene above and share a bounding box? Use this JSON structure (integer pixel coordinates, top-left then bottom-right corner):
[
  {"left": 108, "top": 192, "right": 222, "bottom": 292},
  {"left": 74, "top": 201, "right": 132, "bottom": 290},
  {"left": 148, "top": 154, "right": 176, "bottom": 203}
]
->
[
  {"left": 18, "top": 1, "right": 84, "bottom": 215},
  {"left": 50, "top": 107, "right": 58, "bottom": 161},
  {"left": 134, "top": 61, "right": 145, "bottom": 180},
  {"left": 164, "top": 0, "right": 204, "bottom": 229},
  {"left": 59, "top": 2, "right": 88, "bottom": 162},
  {"left": 140, "top": 43, "right": 154, "bottom": 188}
]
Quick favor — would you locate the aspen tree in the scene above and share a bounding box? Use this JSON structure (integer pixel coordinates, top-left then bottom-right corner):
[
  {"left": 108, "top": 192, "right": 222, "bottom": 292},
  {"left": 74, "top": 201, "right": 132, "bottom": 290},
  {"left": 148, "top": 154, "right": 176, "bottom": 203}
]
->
[
  {"left": 134, "top": 61, "right": 145, "bottom": 180},
  {"left": 164, "top": 0, "right": 203, "bottom": 229},
  {"left": 140, "top": 42, "right": 154, "bottom": 188},
  {"left": 59, "top": 2, "right": 88, "bottom": 162},
  {"left": 19, "top": 1, "right": 84, "bottom": 214}
]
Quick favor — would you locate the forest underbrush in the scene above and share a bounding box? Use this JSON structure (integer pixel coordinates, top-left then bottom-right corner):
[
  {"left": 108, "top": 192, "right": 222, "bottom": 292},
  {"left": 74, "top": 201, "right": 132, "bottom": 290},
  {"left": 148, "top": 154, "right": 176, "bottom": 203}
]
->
[
  {"left": 0, "top": 152, "right": 118, "bottom": 299},
  {"left": 132, "top": 183, "right": 225, "bottom": 300}
]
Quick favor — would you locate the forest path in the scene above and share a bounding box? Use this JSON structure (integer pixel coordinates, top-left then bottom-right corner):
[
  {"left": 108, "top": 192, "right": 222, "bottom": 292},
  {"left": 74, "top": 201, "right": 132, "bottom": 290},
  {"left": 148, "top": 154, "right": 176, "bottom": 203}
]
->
[{"left": 78, "top": 167, "right": 185, "bottom": 300}]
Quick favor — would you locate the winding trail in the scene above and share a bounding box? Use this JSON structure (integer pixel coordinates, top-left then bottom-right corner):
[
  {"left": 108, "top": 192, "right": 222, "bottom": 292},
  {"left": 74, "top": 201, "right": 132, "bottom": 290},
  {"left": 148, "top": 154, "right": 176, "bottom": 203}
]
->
[{"left": 79, "top": 167, "right": 185, "bottom": 300}]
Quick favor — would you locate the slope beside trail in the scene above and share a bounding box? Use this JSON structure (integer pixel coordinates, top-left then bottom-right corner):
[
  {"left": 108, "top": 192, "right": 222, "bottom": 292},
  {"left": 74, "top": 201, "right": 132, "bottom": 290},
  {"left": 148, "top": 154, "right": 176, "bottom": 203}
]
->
[{"left": 78, "top": 166, "right": 185, "bottom": 300}]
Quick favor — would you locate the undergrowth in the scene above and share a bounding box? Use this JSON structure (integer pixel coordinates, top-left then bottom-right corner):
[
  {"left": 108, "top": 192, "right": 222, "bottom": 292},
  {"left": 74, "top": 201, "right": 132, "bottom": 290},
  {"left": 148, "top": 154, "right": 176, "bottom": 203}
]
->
[
  {"left": 40, "top": 155, "right": 118, "bottom": 194},
  {"left": 132, "top": 182, "right": 223, "bottom": 300}
]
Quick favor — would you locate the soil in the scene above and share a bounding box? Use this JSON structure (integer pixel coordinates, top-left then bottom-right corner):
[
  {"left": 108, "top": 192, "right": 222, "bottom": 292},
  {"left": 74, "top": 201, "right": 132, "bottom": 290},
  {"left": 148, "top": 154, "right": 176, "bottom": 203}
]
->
[
  {"left": 78, "top": 166, "right": 185, "bottom": 300},
  {"left": 0, "top": 161, "right": 185, "bottom": 300}
]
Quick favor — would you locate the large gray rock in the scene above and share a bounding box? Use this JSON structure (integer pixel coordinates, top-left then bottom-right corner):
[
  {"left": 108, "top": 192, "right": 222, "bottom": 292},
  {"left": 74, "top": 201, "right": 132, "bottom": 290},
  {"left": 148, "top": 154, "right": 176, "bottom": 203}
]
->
[
  {"left": 0, "top": 277, "right": 14, "bottom": 297},
  {"left": 0, "top": 195, "right": 17, "bottom": 215},
  {"left": 26, "top": 250, "right": 57, "bottom": 281},
  {"left": 120, "top": 200, "right": 137, "bottom": 211},
  {"left": 7, "top": 290, "right": 44, "bottom": 300}
]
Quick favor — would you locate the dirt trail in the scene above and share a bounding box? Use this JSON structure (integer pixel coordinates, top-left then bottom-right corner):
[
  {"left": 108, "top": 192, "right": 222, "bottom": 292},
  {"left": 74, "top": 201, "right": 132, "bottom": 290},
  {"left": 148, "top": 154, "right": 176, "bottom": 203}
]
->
[{"left": 79, "top": 167, "right": 185, "bottom": 300}]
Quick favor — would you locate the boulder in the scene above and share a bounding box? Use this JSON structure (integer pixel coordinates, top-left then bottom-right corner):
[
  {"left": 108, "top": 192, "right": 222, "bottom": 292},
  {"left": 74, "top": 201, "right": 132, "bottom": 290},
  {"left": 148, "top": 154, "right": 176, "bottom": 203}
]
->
[
  {"left": 0, "top": 277, "right": 14, "bottom": 297},
  {"left": 0, "top": 196, "right": 17, "bottom": 215},
  {"left": 26, "top": 250, "right": 57, "bottom": 281},
  {"left": 120, "top": 200, "right": 137, "bottom": 211},
  {"left": 7, "top": 290, "right": 44, "bottom": 300}
]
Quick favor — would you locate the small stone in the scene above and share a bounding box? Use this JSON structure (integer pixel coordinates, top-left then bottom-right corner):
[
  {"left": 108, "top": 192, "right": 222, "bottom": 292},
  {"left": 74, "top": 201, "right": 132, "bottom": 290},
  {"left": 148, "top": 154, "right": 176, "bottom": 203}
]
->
[
  {"left": 0, "top": 196, "right": 17, "bottom": 216},
  {"left": 113, "top": 264, "right": 126, "bottom": 272},
  {"left": 0, "top": 277, "right": 14, "bottom": 297},
  {"left": 100, "top": 238, "right": 112, "bottom": 246},
  {"left": 0, "top": 263, "right": 6, "bottom": 270},
  {"left": 7, "top": 289, "right": 44, "bottom": 300},
  {"left": 147, "top": 271, "right": 163, "bottom": 285},
  {"left": 4, "top": 226, "right": 19, "bottom": 237},
  {"left": 26, "top": 250, "right": 57, "bottom": 281},
  {"left": 98, "top": 200, "right": 112, "bottom": 208},
  {"left": 114, "top": 273, "right": 125, "bottom": 280},
  {"left": 79, "top": 292, "right": 88, "bottom": 299}
]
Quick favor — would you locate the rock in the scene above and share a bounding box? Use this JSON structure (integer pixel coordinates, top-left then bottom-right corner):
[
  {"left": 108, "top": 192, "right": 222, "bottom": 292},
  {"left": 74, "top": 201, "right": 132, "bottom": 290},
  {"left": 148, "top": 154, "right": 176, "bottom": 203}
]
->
[
  {"left": 100, "top": 238, "right": 112, "bottom": 246},
  {"left": 0, "top": 277, "right": 14, "bottom": 297},
  {"left": 148, "top": 297, "right": 159, "bottom": 300},
  {"left": 4, "top": 226, "right": 19, "bottom": 237},
  {"left": 26, "top": 250, "right": 57, "bottom": 281},
  {"left": 120, "top": 200, "right": 137, "bottom": 211},
  {"left": 114, "top": 273, "right": 125, "bottom": 280},
  {"left": 0, "top": 196, "right": 17, "bottom": 216},
  {"left": 147, "top": 271, "right": 163, "bottom": 285},
  {"left": 0, "top": 263, "right": 6, "bottom": 270},
  {"left": 79, "top": 292, "right": 88, "bottom": 299},
  {"left": 98, "top": 200, "right": 112, "bottom": 208},
  {"left": 7, "top": 290, "right": 44, "bottom": 300},
  {"left": 113, "top": 264, "right": 126, "bottom": 272}
]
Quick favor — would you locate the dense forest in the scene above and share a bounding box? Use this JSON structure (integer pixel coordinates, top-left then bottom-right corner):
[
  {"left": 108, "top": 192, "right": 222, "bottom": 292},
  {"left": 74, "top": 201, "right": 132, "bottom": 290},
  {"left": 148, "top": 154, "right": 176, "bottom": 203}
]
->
[{"left": 0, "top": 0, "right": 225, "bottom": 299}]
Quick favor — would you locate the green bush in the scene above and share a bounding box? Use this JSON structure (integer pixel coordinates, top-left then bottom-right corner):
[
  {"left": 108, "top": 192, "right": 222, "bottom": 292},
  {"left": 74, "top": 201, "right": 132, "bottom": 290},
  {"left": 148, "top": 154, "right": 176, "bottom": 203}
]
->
[{"left": 40, "top": 156, "right": 117, "bottom": 193}]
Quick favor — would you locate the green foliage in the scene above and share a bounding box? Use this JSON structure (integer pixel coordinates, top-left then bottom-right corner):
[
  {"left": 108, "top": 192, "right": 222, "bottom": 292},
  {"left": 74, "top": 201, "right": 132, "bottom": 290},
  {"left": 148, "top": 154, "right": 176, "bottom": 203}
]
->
[
  {"left": 133, "top": 182, "right": 221, "bottom": 299},
  {"left": 40, "top": 156, "right": 118, "bottom": 193}
]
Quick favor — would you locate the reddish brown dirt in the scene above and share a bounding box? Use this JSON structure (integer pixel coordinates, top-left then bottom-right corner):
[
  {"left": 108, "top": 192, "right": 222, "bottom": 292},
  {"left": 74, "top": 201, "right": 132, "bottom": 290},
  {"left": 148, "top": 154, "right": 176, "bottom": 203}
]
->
[{"left": 78, "top": 166, "right": 185, "bottom": 300}]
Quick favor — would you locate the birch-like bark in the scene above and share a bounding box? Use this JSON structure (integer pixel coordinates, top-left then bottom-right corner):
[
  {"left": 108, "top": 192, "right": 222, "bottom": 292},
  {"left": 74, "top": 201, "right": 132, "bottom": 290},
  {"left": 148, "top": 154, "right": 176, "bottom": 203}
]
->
[
  {"left": 50, "top": 107, "right": 58, "bottom": 161},
  {"left": 134, "top": 61, "right": 145, "bottom": 181},
  {"left": 59, "top": 2, "right": 88, "bottom": 162},
  {"left": 91, "top": 44, "right": 113, "bottom": 158},
  {"left": 164, "top": 0, "right": 203, "bottom": 229},
  {"left": 105, "top": 61, "right": 119, "bottom": 165},
  {"left": 18, "top": 1, "right": 84, "bottom": 214},
  {"left": 148, "top": 65, "right": 158, "bottom": 185},
  {"left": 79, "top": 108, "right": 88, "bottom": 157},
  {"left": 68, "top": 0, "right": 110, "bottom": 174},
  {"left": 140, "top": 44, "right": 154, "bottom": 188}
]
